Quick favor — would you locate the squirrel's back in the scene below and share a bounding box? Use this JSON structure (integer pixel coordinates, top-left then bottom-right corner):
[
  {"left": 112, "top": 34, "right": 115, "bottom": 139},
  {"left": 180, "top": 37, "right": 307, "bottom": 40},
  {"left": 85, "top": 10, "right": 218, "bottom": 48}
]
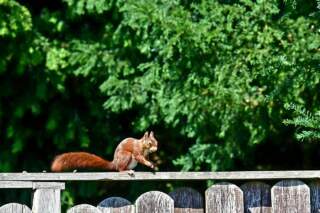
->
[{"left": 51, "top": 152, "right": 115, "bottom": 172}]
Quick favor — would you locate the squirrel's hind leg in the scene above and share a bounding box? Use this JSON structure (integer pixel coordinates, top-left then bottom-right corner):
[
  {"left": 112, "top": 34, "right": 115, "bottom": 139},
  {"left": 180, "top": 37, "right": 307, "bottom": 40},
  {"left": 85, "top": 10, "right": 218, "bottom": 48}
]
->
[
  {"left": 119, "top": 169, "right": 135, "bottom": 176},
  {"left": 127, "top": 170, "right": 135, "bottom": 176}
]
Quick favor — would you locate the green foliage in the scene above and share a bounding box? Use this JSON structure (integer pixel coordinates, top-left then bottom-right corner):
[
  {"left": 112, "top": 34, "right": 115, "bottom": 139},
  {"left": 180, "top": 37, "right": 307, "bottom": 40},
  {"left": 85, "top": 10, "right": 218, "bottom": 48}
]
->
[
  {"left": 284, "top": 104, "right": 320, "bottom": 141},
  {"left": 0, "top": 0, "right": 32, "bottom": 37},
  {"left": 63, "top": 0, "right": 114, "bottom": 15},
  {"left": 97, "top": 0, "right": 320, "bottom": 170},
  {"left": 0, "top": 0, "right": 320, "bottom": 208}
]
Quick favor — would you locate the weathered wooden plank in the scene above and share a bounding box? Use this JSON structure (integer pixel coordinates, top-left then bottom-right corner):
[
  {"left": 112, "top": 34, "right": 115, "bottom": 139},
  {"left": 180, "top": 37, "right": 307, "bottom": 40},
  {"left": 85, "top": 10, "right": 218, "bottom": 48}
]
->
[
  {"left": 169, "top": 187, "right": 204, "bottom": 213},
  {"left": 32, "top": 188, "right": 62, "bottom": 213},
  {"left": 271, "top": 180, "right": 310, "bottom": 213},
  {"left": 1, "top": 171, "right": 320, "bottom": 181},
  {"left": 0, "top": 203, "right": 31, "bottom": 213},
  {"left": 0, "top": 181, "right": 64, "bottom": 189},
  {"left": 98, "top": 205, "right": 134, "bottom": 213},
  {"left": 97, "top": 197, "right": 134, "bottom": 213},
  {"left": 241, "top": 182, "right": 271, "bottom": 213},
  {"left": 67, "top": 204, "right": 102, "bottom": 213},
  {"left": 32, "top": 182, "right": 65, "bottom": 189},
  {"left": 205, "top": 182, "right": 244, "bottom": 213},
  {"left": 173, "top": 207, "right": 203, "bottom": 213},
  {"left": 0, "top": 181, "right": 33, "bottom": 188},
  {"left": 136, "top": 191, "right": 174, "bottom": 213},
  {"left": 309, "top": 181, "right": 320, "bottom": 213},
  {"left": 245, "top": 207, "right": 272, "bottom": 213}
]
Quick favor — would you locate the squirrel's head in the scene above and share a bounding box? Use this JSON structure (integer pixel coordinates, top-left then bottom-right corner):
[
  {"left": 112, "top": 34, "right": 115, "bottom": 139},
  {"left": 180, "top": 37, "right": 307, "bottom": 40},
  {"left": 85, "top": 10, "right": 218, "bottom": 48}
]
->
[{"left": 142, "top": 131, "right": 158, "bottom": 153}]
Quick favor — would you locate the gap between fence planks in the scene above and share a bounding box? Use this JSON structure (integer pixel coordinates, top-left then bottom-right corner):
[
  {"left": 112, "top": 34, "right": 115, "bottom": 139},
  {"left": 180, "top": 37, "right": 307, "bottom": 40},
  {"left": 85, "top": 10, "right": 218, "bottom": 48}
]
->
[{"left": 1, "top": 171, "right": 320, "bottom": 181}]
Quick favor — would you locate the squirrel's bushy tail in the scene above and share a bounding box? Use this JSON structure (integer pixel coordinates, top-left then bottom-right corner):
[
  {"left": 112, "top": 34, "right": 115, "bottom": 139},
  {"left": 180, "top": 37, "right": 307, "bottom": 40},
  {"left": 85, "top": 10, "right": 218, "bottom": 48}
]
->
[{"left": 51, "top": 152, "right": 115, "bottom": 172}]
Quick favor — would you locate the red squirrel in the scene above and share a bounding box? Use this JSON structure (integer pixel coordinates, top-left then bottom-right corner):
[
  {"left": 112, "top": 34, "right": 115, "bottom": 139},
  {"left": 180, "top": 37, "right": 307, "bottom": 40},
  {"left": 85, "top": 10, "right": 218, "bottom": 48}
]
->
[{"left": 51, "top": 131, "right": 158, "bottom": 174}]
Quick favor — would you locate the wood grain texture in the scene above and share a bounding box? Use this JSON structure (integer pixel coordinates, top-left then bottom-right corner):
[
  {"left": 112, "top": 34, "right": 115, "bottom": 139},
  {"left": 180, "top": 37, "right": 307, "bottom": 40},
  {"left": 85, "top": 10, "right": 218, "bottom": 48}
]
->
[
  {"left": 173, "top": 208, "right": 203, "bottom": 213},
  {"left": 0, "top": 181, "right": 33, "bottom": 188},
  {"left": 97, "top": 197, "right": 134, "bottom": 213},
  {"left": 0, "top": 203, "right": 31, "bottom": 213},
  {"left": 67, "top": 204, "right": 102, "bottom": 213},
  {"left": 1, "top": 171, "right": 320, "bottom": 181},
  {"left": 32, "top": 188, "right": 62, "bottom": 213},
  {"left": 135, "top": 191, "right": 174, "bottom": 213},
  {"left": 169, "top": 187, "right": 204, "bottom": 213},
  {"left": 205, "top": 182, "right": 244, "bottom": 213},
  {"left": 0, "top": 181, "right": 64, "bottom": 189},
  {"left": 32, "top": 182, "right": 65, "bottom": 189},
  {"left": 245, "top": 207, "right": 272, "bottom": 213},
  {"left": 98, "top": 205, "right": 133, "bottom": 213},
  {"left": 271, "top": 180, "right": 310, "bottom": 213},
  {"left": 309, "top": 181, "right": 320, "bottom": 213},
  {"left": 241, "top": 182, "right": 271, "bottom": 213}
]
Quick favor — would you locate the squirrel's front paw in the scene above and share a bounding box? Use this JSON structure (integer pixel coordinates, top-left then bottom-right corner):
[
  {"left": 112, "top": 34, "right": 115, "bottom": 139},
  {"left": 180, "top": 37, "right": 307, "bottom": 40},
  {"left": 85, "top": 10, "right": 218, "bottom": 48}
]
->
[
  {"left": 149, "top": 163, "right": 158, "bottom": 171},
  {"left": 149, "top": 163, "right": 155, "bottom": 169},
  {"left": 151, "top": 166, "right": 159, "bottom": 174},
  {"left": 146, "top": 161, "right": 154, "bottom": 169}
]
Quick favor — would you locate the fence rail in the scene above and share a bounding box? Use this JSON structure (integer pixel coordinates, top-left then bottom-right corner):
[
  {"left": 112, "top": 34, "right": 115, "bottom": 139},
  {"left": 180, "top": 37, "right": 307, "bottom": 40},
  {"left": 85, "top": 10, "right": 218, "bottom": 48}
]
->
[
  {"left": 0, "top": 171, "right": 320, "bottom": 213},
  {"left": 1, "top": 171, "right": 320, "bottom": 181}
]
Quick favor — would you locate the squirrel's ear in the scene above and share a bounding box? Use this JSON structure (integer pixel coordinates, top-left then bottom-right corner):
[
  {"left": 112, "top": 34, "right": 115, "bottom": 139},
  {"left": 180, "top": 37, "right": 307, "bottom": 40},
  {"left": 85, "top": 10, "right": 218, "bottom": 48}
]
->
[
  {"left": 149, "top": 131, "right": 154, "bottom": 138},
  {"left": 143, "top": 131, "right": 149, "bottom": 139}
]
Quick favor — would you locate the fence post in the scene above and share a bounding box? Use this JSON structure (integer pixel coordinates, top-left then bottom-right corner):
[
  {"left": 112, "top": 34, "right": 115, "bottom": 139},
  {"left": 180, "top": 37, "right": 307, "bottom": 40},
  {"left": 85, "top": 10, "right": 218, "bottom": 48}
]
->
[
  {"left": 241, "top": 182, "right": 271, "bottom": 213},
  {"left": 136, "top": 191, "right": 174, "bottom": 213},
  {"left": 271, "top": 180, "right": 310, "bottom": 213},
  {"left": 309, "top": 181, "right": 320, "bottom": 213},
  {"left": 205, "top": 182, "right": 244, "bottom": 213},
  {"left": 97, "top": 197, "right": 134, "bottom": 213},
  {"left": 0, "top": 203, "right": 31, "bottom": 213},
  {"left": 31, "top": 182, "right": 65, "bottom": 213},
  {"left": 169, "top": 187, "right": 204, "bottom": 213},
  {"left": 67, "top": 204, "right": 102, "bottom": 213}
]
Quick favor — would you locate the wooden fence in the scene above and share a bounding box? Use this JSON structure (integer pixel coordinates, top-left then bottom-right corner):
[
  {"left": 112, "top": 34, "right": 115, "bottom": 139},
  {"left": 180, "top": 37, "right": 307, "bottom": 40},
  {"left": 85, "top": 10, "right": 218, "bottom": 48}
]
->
[{"left": 1, "top": 171, "right": 320, "bottom": 212}]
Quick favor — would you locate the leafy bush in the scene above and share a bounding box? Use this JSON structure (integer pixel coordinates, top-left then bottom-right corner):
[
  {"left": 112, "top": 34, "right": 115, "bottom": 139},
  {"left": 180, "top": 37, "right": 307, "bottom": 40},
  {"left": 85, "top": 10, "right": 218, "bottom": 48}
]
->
[{"left": 284, "top": 104, "right": 320, "bottom": 141}]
